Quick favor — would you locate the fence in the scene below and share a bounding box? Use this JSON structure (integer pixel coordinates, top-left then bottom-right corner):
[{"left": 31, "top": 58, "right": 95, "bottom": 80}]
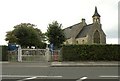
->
[
  {"left": 21, "top": 49, "right": 46, "bottom": 62},
  {"left": 8, "top": 48, "right": 62, "bottom": 62},
  {"left": 8, "top": 50, "right": 18, "bottom": 61}
]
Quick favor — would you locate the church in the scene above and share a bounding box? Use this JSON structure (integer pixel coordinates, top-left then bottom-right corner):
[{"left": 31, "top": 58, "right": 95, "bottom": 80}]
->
[{"left": 63, "top": 7, "right": 106, "bottom": 45}]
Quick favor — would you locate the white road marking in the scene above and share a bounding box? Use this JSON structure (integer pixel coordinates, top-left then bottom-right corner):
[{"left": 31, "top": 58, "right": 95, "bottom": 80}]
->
[
  {"left": 26, "top": 77, "right": 37, "bottom": 80},
  {"left": 99, "top": 76, "right": 120, "bottom": 78},
  {"left": 76, "top": 77, "right": 88, "bottom": 81},
  {"left": 36, "top": 76, "right": 62, "bottom": 78},
  {"left": 2, "top": 75, "right": 63, "bottom": 78},
  {"left": 17, "top": 77, "right": 37, "bottom": 81},
  {"left": 80, "top": 77, "right": 88, "bottom": 80},
  {"left": 23, "top": 76, "right": 37, "bottom": 80}
]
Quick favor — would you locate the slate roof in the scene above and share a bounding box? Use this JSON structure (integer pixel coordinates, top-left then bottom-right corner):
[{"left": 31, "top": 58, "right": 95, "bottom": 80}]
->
[
  {"left": 63, "top": 22, "right": 94, "bottom": 39},
  {"left": 63, "top": 22, "right": 84, "bottom": 39},
  {"left": 76, "top": 24, "right": 93, "bottom": 38}
]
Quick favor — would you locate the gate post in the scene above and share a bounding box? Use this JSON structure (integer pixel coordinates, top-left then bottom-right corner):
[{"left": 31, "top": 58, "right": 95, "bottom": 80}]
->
[
  {"left": 18, "top": 45, "right": 22, "bottom": 62},
  {"left": 53, "top": 50, "right": 59, "bottom": 61},
  {"left": 45, "top": 46, "right": 51, "bottom": 62}
]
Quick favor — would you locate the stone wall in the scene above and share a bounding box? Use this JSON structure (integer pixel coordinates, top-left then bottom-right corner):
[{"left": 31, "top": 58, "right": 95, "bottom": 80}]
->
[
  {"left": 76, "top": 36, "right": 88, "bottom": 44},
  {"left": 88, "top": 23, "right": 106, "bottom": 44}
]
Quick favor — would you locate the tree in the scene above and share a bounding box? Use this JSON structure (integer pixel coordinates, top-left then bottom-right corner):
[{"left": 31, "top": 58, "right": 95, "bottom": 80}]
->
[
  {"left": 5, "top": 23, "right": 46, "bottom": 48},
  {"left": 46, "top": 21, "right": 65, "bottom": 49},
  {"left": 5, "top": 31, "right": 18, "bottom": 44}
]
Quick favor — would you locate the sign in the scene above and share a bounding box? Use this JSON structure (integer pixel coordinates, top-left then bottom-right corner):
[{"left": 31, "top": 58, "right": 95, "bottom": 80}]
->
[{"left": 8, "top": 44, "right": 18, "bottom": 51}]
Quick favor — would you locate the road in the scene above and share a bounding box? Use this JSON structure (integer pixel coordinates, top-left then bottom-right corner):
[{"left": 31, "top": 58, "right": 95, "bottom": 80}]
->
[{"left": 1, "top": 62, "right": 119, "bottom": 81}]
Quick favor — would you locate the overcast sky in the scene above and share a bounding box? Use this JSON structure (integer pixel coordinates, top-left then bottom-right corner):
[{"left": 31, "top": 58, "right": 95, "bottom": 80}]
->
[{"left": 0, "top": 0, "right": 119, "bottom": 45}]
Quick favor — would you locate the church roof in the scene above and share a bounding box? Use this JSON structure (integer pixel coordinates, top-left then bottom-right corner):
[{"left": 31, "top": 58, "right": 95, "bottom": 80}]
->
[
  {"left": 63, "top": 22, "right": 84, "bottom": 39},
  {"left": 76, "top": 24, "right": 93, "bottom": 38},
  {"left": 63, "top": 22, "right": 94, "bottom": 39},
  {"left": 92, "top": 7, "right": 101, "bottom": 17}
]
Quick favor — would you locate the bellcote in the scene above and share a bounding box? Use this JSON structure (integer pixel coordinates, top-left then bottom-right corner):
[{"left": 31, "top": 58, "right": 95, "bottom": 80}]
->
[{"left": 92, "top": 7, "right": 101, "bottom": 24}]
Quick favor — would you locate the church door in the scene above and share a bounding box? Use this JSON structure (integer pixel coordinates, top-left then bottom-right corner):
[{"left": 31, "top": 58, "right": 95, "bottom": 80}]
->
[{"left": 93, "top": 30, "right": 100, "bottom": 44}]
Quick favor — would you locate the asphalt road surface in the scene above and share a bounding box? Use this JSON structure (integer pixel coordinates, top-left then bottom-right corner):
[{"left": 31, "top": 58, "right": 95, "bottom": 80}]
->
[{"left": 1, "top": 62, "right": 120, "bottom": 81}]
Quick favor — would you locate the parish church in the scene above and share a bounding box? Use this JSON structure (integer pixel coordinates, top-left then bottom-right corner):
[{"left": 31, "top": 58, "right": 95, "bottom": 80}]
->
[{"left": 63, "top": 7, "right": 106, "bottom": 44}]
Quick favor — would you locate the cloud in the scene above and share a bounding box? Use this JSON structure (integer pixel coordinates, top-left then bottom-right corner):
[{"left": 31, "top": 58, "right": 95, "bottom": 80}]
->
[
  {"left": 105, "top": 24, "right": 118, "bottom": 39},
  {"left": 107, "top": 38, "right": 118, "bottom": 44}
]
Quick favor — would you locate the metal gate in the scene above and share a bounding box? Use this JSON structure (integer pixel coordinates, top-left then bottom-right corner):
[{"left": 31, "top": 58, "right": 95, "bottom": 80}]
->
[
  {"left": 8, "top": 50, "right": 18, "bottom": 61},
  {"left": 21, "top": 49, "right": 46, "bottom": 62},
  {"left": 8, "top": 46, "right": 62, "bottom": 62}
]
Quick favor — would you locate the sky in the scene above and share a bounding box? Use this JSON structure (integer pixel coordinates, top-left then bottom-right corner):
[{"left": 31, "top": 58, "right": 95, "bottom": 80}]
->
[{"left": 0, "top": 0, "right": 119, "bottom": 45}]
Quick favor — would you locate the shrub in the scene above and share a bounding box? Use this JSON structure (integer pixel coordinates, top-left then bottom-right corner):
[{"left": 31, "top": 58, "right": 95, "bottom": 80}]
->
[
  {"left": 1, "top": 45, "right": 8, "bottom": 61},
  {"left": 61, "top": 45, "right": 120, "bottom": 61}
]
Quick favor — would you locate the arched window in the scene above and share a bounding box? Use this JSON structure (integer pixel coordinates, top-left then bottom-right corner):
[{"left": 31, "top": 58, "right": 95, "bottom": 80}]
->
[
  {"left": 82, "top": 40, "right": 85, "bottom": 44},
  {"left": 93, "top": 30, "right": 100, "bottom": 44},
  {"left": 76, "top": 40, "right": 78, "bottom": 44}
]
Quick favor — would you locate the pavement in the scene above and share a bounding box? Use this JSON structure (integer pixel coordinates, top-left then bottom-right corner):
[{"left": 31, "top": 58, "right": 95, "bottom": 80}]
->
[
  {"left": 1, "top": 61, "right": 120, "bottom": 67},
  {"left": 51, "top": 61, "right": 120, "bottom": 67}
]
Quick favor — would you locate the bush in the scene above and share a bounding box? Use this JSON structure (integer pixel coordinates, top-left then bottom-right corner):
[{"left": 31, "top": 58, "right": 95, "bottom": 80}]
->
[
  {"left": 62, "top": 45, "right": 120, "bottom": 61},
  {"left": 1, "top": 45, "right": 8, "bottom": 61}
]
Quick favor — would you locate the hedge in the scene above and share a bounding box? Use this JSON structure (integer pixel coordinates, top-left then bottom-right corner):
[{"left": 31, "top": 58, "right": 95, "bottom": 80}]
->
[
  {"left": 61, "top": 45, "right": 120, "bottom": 61},
  {"left": 0, "top": 45, "right": 8, "bottom": 61}
]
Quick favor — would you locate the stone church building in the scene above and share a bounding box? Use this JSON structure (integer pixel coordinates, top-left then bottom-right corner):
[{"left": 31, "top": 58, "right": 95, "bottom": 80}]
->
[{"left": 63, "top": 7, "right": 106, "bottom": 45}]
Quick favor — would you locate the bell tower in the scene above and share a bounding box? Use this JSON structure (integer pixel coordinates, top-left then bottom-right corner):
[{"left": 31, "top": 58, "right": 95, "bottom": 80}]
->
[{"left": 92, "top": 7, "right": 101, "bottom": 24}]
